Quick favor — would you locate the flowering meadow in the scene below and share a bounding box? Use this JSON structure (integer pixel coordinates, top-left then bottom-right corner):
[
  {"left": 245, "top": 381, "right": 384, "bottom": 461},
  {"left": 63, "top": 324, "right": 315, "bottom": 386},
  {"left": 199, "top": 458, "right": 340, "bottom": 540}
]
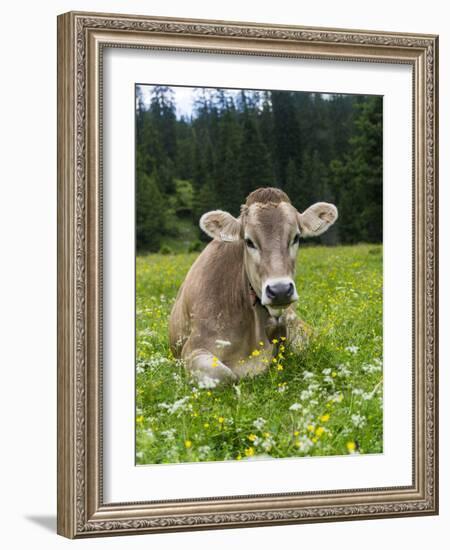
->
[{"left": 136, "top": 244, "right": 383, "bottom": 464}]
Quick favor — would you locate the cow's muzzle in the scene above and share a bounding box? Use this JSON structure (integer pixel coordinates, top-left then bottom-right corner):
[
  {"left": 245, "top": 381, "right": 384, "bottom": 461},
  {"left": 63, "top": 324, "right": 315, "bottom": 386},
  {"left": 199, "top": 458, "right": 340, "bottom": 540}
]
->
[{"left": 261, "top": 278, "right": 298, "bottom": 307}]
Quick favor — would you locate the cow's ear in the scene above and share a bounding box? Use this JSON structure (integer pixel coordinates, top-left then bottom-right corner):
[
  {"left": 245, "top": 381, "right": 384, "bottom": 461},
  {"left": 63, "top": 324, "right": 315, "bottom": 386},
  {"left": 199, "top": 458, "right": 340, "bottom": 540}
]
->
[
  {"left": 200, "top": 210, "right": 241, "bottom": 242},
  {"left": 298, "top": 202, "right": 338, "bottom": 238}
]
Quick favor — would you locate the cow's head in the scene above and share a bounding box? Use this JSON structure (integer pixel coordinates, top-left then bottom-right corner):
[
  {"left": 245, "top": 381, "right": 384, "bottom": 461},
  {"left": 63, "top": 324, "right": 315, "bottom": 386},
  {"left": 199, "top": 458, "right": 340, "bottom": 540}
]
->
[{"left": 200, "top": 187, "right": 338, "bottom": 317}]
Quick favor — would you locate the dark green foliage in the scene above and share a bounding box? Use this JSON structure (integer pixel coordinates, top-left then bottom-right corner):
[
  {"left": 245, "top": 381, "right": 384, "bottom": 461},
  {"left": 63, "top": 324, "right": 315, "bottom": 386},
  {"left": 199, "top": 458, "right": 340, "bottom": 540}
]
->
[
  {"left": 136, "top": 85, "right": 383, "bottom": 251},
  {"left": 136, "top": 171, "right": 166, "bottom": 251},
  {"left": 329, "top": 97, "right": 383, "bottom": 243}
]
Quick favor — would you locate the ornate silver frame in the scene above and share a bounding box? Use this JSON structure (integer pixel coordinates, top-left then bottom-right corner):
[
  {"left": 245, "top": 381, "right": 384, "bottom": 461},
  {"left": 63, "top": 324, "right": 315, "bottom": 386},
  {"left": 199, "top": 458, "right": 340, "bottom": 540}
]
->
[{"left": 57, "top": 11, "right": 439, "bottom": 538}]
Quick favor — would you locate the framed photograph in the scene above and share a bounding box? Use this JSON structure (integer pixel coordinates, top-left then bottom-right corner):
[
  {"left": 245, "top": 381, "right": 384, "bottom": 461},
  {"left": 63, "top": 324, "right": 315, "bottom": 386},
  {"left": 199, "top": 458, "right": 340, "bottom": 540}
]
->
[{"left": 57, "top": 11, "right": 439, "bottom": 538}]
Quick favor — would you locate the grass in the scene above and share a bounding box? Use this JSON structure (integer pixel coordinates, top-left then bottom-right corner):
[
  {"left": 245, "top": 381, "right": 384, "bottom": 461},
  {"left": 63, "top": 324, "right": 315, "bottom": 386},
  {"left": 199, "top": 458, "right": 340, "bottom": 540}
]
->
[{"left": 136, "top": 244, "right": 383, "bottom": 464}]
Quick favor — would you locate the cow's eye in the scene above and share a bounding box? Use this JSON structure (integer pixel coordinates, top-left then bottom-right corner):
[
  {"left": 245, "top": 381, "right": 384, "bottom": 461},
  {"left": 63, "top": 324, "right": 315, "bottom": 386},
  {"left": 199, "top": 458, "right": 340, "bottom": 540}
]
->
[
  {"left": 292, "top": 234, "right": 300, "bottom": 246},
  {"left": 245, "top": 238, "right": 256, "bottom": 249}
]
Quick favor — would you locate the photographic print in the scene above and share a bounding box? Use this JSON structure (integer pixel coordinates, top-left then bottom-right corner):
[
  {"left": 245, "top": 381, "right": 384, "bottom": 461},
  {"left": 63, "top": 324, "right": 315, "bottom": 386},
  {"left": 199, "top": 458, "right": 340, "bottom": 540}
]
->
[
  {"left": 135, "top": 84, "right": 383, "bottom": 465},
  {"left": 58, "top": 12, "right": 438, "bottom": 537}
]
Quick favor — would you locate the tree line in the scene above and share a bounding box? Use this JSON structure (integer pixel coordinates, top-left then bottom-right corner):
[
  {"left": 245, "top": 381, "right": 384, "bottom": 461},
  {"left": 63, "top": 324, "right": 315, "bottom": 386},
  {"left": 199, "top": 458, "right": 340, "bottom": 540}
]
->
[{"left": 136, "top": 85, "right": 382, "bottom": 252}]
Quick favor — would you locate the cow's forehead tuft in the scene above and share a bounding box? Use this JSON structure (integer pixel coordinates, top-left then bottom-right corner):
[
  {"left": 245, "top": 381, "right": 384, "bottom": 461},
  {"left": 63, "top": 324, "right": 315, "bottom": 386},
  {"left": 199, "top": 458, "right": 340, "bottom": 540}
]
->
[{"left": 245, "top": 201, "right": 297, "bottom": 230}]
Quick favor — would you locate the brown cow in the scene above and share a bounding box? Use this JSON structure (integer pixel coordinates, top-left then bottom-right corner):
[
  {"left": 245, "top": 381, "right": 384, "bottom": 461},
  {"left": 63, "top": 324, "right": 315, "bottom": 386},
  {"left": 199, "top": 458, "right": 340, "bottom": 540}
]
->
[{"left": 169, "top": 187, "right": 338, "bottom": 386}]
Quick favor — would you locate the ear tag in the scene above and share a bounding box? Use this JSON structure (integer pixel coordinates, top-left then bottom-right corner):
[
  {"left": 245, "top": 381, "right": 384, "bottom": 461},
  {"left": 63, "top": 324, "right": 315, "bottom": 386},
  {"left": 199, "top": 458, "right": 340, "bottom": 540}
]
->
[{"left": 220, "top": 232, "right": 234, "bottom": 242}]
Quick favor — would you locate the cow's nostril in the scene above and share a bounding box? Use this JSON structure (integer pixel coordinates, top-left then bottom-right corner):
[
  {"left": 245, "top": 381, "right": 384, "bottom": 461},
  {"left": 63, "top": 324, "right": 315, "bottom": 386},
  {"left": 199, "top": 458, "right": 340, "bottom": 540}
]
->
[
  {"left": 266, "top": 285, "right": 277, "bottom": 300},
  {"left": 286, "top": 282, "right": 294, "bottom": 297}
]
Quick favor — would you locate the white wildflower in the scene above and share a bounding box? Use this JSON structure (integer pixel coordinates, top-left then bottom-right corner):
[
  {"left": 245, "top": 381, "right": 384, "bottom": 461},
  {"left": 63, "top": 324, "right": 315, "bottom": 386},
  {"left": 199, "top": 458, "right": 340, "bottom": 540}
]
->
[
  {"left": 289, "top": 403, "right": 302, "bottom": 411},
  {"left": 137, "top": 354, "right": 171, "bottom": 373},
  {"left": 160, "top": 428, "right": 176, "bottom": 440},
  {"left": 362, "top": 362, "right": 383, "bottom": 374},
  {"left": 300, "top": 390, "right": 312, "bottom": 401},
  {"left": 261, "top": 436, "right": 275, "bottom": 451},
  {"left": 322, "top": 368, "right": 332, "bottom": 375},
  {"left": 345, "top": 345, "right": 359, "bottom": 354},
  {"left": 337, "top": 363, "right": 351, "bottom": 376},
  {"left": 198, "top": 376, "right": 219, "bottom": 389},
  {"left": 253, "top": 417, "right": 266, "bottom": 430},
  {"left": 198, "top": 445, "right": 211, "bottom": 459},
  {"left": 303, "top": 371, "right": 314, "bottom": 380},
  {"left": 351, "top": 414, "right": 366, "bottom": 428},
  {"left": 296, "top": 435, "right": 314, "bottom": 453},
  {"left": 158, "top": 396, "right": 190, "bottom": 414}
]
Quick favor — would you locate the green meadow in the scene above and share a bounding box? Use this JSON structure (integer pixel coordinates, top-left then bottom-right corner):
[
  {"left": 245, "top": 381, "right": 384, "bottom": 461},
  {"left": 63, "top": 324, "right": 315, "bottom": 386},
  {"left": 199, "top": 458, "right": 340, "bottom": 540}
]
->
[{"left": 136, "top": 244, "right": 383, "bottom": 464}]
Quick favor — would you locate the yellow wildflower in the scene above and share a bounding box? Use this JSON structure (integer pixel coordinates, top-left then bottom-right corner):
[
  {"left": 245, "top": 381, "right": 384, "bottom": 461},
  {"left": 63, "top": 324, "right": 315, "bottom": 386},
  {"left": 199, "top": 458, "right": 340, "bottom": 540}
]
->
[
  {"left": 251, "top": 349, "right": 261, "bottom": 357},
  {"left": 136, "top": 415, "right": 144, "bottom": 425},
  {"left": 244, "top": 447, "right": 255, "bottom": 457},
  {"left": 259, "top": 341, "right": 264, "bottom": 346},
  {"left": 320, "top": 414, "right": 330, "bottom": 423},
  {"left": 272, "top": 338, "right": 279, "bottom": 344},
  {"left": 203, "top": 423, "right": 210, "bottom": 429},
  {"left": 247, "top": 434, "right": 257, "bottom": 442},
  {"left": 236, "top": 454, "right": 242, "bottom": 460},
  {"left": 280, "top": 336, "right": 286, "bottom": 341},
  {"left": 315, "top": 426, "right": 325, "bottom": 437},
  {"left": 184, "top": 440, "right": 192, "bottom": 449},
  {"left": 331, "top": 371, "right": 337, "bottom": 378},
  {"left": 312, "top": 437, "right": 318, "bottom": 443},
  {"left": 346, "top": 441, "right": 356, "bottom": 453},
  {"left": 277, "top": 364, "right": 283, "bottom": 371},
  {"left": 294, "top": 431, "right": 299, "bottom": 436},
  {"left": 307, "top": 425, "right": 315, "bottom": 432},
  {"left": 218, "top": 417, "right": 225, "bottom": 423}
]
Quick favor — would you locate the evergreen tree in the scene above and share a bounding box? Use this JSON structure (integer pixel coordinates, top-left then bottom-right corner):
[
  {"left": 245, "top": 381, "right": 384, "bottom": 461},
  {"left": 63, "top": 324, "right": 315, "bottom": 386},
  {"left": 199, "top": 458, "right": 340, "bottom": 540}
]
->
[
  {"left": 330, "top": 97, "right": 382, "bottom": 243},
  {"left": 136, "top": 171, "right": 166, "bottom": 251},
  {"left": 239, "top": 112, "right": 274, "bottom": 197},
  {"left": 135, "top": 84, "right": 383, "bottom": 251},
  {"left": 271, "top": 91, "right": 302, "bottom": 186},
  {"left": 215, "top": 103, "right": 242, "bottom": 215}
]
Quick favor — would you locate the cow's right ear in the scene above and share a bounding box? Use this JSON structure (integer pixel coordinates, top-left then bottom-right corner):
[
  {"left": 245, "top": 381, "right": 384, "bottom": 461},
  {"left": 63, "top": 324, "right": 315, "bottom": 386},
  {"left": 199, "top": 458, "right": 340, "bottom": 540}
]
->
[{"left": 199, "top": 210, "right": 241, "bottom": 242}]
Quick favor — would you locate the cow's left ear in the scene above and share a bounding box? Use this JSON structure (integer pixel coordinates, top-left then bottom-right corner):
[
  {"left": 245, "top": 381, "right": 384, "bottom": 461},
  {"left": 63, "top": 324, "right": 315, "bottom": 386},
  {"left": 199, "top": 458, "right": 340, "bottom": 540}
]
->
[
  {"left": 297, "top": 202, "right": 338, "bottom": 238},
  {"left": 200, "top": 210, "right": 242, "bottom": 242}
]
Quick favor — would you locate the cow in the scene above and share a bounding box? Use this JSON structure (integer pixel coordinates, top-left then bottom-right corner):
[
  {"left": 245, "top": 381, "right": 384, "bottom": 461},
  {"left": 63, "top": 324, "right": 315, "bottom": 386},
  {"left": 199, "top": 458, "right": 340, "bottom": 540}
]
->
[{"left": 169, "top": 187, "right": 338, "bottom": 386}]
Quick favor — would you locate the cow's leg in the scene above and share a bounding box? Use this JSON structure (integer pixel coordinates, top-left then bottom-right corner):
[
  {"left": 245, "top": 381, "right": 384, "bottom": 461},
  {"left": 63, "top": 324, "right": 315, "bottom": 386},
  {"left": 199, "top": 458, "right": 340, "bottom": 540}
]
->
[{"left": 184, "top": 348, "right": 237, "bottom": 386}]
